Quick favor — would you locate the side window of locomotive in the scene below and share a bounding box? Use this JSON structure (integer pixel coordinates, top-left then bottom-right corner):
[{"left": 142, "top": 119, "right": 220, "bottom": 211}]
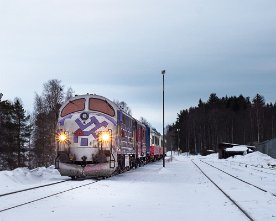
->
[
  {"left": 61, "top": 98, "right": 85, "bottom": 117},
  {"left": 89, "top": 98, "right": 115, "bottom": 117}
]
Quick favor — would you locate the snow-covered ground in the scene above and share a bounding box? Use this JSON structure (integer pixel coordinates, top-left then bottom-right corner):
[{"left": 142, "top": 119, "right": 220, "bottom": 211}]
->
[
  {"left": 198, "top": 152, "right": 276, "bottom": 221},
  {"left": 0, "top": 152, "right": 276, "bottom": 221},
  {"left": 0, "top": 166, "right": 68, "bottom": 195}
]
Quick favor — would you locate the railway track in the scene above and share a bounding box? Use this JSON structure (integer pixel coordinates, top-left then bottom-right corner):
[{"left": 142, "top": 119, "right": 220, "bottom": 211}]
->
[
  {"left": 0, "top": 179, "right": 70, "bottom": 197},
  {"left": 204, "top": 158, "right": 276, "bottom": 176},
  {"left": 0, "top": 160, "right": 160, "bottom": 213},
  {"left": 0, "top": 179, "right": 98, "bottom": 213},
  {"left": 224, "top": 160, "right": 276, "bottom": 176},
  {"left": 200, "top": 160, "right": 276, "bottom": 197},
  {"left": 225, "top": 160, "right": 276, "bottom": 172},
  {"left": 192, "top": 159, "right": 276, "bottom": 221},
  {"left": 192, "top": 160, "right": 254, "bottom": 221}
]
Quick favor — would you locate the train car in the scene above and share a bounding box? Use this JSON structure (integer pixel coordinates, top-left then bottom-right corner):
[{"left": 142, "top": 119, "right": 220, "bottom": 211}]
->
[
  {"left": 150, "top": 128, "right": 164, "bottom": 161},
  {"left": 55, "top": 94, "right": 162, "bottom": 178}
]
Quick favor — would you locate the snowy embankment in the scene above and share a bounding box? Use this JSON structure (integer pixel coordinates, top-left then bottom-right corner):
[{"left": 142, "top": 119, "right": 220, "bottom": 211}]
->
[
  {"left": 201, "top": 151, "right": 276, "bottom": 168},
  {"left": 229, "top": 151, "right": 276, "bottom": 168},
  {"left": 0, "top": 166, "right": 68, "bottom": 195}
]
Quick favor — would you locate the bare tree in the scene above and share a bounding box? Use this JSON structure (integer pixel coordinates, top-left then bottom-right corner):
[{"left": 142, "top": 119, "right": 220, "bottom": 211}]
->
[
  {"left": 140, "top": 117, "right": 151, "bottom": 127},
  {"left": 113, "top": 100, "right": 132, "bottom": 115},
  {"left": 65, "top": 87, "right": 74, "bottom": 101},
  {"left": 32, "top": 79, "right": 65, "bottom": 167}
]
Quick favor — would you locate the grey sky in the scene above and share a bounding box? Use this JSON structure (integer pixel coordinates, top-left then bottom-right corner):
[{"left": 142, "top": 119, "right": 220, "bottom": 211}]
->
[{"left": 1, "top": 0, "right": 276, "bottom": 132}]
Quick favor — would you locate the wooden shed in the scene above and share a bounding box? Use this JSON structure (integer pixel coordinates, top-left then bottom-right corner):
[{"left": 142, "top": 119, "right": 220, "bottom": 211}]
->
[{"left": 218, "top": 142, "right": 255, "bottom": 159}]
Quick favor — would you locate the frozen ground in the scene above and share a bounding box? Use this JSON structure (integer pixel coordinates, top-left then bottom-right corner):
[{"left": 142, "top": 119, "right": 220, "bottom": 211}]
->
[
  {"left": 0, "top": 152, "right": 276, "bottom": 221},
  {"left": 0, "top": 166, "right": 68, "bottom": 195}
]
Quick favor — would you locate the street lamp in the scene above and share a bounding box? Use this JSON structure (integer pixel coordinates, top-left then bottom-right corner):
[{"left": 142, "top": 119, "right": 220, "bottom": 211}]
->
[
  {"left": 177, "top": 128, "right": 180, "bottom": 155},
  {"left": 161, "top": 70, "right": 165, "bottom": 167}
]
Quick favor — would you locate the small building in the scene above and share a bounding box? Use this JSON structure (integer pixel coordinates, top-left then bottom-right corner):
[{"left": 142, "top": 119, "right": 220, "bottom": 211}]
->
[
  {"left": 225, "top": 145, "right": 248, "bottom": 158},
  {"left": 218, "top": 142, "right": 255, "bottom": 159}
]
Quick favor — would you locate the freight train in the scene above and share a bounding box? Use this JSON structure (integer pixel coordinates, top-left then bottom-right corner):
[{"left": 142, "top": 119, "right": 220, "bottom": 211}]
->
[{"left": 55, "top": 94, "right": 164, "bottom": 178}]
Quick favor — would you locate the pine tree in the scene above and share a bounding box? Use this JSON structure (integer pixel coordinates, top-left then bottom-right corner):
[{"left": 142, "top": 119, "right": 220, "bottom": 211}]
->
[
  {"left": 0, "top": 96, "right": 31, "bottom": 169},
  {"left": 12, "top": 98, "right": 32, "bottom": 167},
  {"left": 0, "top": 98, "right": 15, "bottom": 169},
  {"left": 252, "top": 94, "right": 265, "bottom": 142}
]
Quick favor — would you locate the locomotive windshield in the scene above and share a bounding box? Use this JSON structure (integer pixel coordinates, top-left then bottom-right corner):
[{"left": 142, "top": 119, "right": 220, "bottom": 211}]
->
[
  {"left": 89, "top": 98, "right": 115, "bottom": 117},
  {"left": 61, "top": 98, "right": 85, "bottom": 117}
]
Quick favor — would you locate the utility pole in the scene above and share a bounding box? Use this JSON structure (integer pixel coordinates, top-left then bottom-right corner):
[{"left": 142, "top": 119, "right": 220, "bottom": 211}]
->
[{"left": 161, "top": 70, "right": 165, "bottom": 167}]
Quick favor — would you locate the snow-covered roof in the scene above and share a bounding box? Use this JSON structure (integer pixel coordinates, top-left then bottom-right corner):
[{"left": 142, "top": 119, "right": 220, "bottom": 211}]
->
[
  {"left": 206, "top": 149, "right": 215, "bottom": 152},
  {"left": 225, "top": 145, "right": 248, "bottom": 152}
]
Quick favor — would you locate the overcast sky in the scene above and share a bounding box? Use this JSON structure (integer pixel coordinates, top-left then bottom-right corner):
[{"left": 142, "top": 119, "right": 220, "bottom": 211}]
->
[{"left": 1, "top": 0, "right": 276, "bottom": 132}]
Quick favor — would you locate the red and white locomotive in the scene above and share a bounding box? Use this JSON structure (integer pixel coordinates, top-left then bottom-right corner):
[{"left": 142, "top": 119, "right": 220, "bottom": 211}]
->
[{"left": 55, "top": 94, "right": 164, "bottom": 178}]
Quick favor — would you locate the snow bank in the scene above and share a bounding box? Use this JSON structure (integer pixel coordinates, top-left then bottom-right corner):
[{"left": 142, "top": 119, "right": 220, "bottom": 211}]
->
[
  {"left": 1, "top": 166, "right": 62, "bottom": 185},
  {"left": 231, "top": 151, "right": 276, "bottom": 168},
  {"left": 200, "top": 150, "right": 276, "bottom": 168},
  {"left": 0, "top": 166, "right": 67, "bottom": 194}
]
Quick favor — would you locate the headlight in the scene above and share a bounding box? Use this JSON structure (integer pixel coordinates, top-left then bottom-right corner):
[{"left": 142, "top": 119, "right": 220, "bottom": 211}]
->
[
  {"left": 56, "top": 131, "right": 69, "bottom": 144},
  {"left": 99, "top": 131, "right": 111, "bottom": 142}
]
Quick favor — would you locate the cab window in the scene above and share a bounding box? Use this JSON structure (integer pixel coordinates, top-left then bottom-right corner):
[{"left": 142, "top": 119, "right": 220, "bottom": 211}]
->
[
  {"left": 89, "top": 98, "right": 115, "bottom": 116},
  {"left": 61, "top": 98, "right": 85, "bottom": 117}
]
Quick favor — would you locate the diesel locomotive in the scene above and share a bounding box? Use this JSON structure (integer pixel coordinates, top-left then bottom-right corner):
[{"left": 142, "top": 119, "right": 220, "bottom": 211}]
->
[{"left": 55, "top": 94, "right": 164, "bottom": 178}]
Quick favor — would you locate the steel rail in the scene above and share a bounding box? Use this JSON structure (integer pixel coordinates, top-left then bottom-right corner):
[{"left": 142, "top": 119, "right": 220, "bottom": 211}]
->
[
  {"left": 0, "top": 180, "right": 98, "bottom": 213},
  {"left": 225, "top": 160, "right": 276, "bottom": 171},
  {"left": 192, "top": 160, "right": 254, "bottom": 221},
  {"left": 0, "top": 180, "right": 70, "bottom": 197},
  {"left": 204, "top": 159, "right": 276, "bottom": 176},
  {"left": 200, "top": 160, "right": 276, "bottom": 197}
]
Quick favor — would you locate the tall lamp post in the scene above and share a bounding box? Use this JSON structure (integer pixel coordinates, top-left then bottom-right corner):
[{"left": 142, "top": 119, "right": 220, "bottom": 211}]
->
[
  {"left": 177, "top": 128, "right": 180, "bottom": 155},
  {"left": 161, "top": 70, "right": 165, "bottom": 167}
]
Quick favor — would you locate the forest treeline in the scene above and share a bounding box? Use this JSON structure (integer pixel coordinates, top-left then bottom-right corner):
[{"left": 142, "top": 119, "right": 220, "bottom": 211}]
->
[
  {"left": 166, "top": 93, "right": 276, "bottom": 154},
  {"left": 0, "top": 79, "right": 73, "bottom": 170}
]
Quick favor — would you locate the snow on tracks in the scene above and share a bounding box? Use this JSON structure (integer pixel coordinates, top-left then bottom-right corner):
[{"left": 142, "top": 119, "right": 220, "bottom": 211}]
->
[
  {"left": 0, "top": 179, "right": 98, "bottom": 213},
  {"left": 193, "top": 159, "right": 276, "bottom": 221}
]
